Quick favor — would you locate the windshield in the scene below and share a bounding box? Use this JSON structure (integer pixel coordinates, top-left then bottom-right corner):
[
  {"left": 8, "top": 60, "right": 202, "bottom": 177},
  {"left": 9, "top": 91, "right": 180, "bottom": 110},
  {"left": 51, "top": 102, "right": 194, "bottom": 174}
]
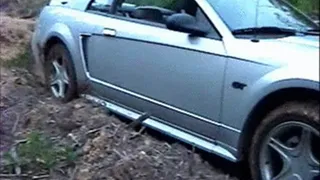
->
[{"left": 207, "top": 0, "right": 319, "bottom": 32}]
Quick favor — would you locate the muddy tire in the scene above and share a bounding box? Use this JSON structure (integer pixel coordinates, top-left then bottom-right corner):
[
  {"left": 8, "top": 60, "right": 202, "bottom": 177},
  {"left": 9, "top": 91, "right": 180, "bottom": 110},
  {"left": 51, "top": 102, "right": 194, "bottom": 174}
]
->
[
  {"left": 249, "top": 101, "right": 320, "bottom": 180},
  {"left": 44, "top": 43, "right": 77, "bottom": 102}
]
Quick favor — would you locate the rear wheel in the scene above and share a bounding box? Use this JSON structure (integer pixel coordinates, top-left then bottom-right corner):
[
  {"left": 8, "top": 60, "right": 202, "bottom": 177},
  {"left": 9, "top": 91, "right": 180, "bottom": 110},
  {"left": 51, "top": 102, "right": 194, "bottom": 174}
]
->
[
  {"left": 44, "top": 43, "right": 77, "bottom": 102},
  {"left": 249, "top": 101, "right": 320, "bottom": 180}
]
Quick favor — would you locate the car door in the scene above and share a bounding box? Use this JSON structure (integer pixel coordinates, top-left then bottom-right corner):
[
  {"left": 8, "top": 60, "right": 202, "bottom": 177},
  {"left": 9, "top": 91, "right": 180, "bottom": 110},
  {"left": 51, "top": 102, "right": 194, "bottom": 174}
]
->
[{"left": 82, "top": 0, "right": 228, "bottom": 140}]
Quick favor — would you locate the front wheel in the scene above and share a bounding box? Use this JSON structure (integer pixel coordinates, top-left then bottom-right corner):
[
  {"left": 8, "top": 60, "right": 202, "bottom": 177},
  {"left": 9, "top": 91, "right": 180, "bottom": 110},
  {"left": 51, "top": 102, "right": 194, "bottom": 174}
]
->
[
  {"left": 249, "top": 101, "right": 320, "bottom": 180},
  {"left": 44, "top": 43, "right": 77, "bottom": 102}
]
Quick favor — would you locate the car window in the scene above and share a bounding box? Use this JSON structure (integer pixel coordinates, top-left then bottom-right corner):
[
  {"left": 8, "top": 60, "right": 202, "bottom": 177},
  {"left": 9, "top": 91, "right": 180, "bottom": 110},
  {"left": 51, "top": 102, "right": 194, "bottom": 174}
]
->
[
  {"left": 117, "top": 0, "right": 220, "bottom": 39},
  {"left": 87, "top": 0, "right": 220, "bottom": 39}
]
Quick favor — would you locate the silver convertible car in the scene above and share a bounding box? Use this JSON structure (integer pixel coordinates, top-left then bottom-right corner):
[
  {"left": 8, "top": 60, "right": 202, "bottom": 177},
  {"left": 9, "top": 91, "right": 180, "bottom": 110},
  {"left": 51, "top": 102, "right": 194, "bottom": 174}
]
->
[{"left": 31, "top": 0, "right": 319, "bottom": 179}]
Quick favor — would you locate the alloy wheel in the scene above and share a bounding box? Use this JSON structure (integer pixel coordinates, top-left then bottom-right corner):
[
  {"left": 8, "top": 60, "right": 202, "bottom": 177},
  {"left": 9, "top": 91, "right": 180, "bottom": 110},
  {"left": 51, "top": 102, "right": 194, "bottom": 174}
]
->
[
  {"left": 259, "top": 121, "right": 320, "bottom": 180},
  {"left": 49, "top": 57, "right": 70, "bottom": 98}
]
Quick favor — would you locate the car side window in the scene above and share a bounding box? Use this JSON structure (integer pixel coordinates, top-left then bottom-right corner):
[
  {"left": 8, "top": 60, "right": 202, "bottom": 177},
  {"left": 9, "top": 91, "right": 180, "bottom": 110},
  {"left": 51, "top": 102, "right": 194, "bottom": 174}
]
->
[
  {"left": 87, "top": 0, "right": 113, "bottom": 14},
  {"left": 87, "top": 0, "right": 220, "bottom": 39},
  {"left": 119, "top": 0, "right": 220, "bottom": 39}
]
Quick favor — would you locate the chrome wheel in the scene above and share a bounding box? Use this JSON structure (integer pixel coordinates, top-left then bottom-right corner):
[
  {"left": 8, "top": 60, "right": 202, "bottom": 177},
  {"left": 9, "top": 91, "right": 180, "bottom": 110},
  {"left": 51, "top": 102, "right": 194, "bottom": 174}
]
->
[
  {"left": 260, "top": 121, "right": 320, "bottom": 180},
  {"left": 49, "top": 58, "right": 69, "bottom": 98}
]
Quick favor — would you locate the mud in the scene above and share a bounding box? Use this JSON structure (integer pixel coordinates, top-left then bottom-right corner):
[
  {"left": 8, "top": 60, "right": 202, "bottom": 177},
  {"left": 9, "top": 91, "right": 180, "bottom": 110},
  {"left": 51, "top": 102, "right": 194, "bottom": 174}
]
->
[{"left": 0, "top": 67, "right": 248, "bottom": 180}]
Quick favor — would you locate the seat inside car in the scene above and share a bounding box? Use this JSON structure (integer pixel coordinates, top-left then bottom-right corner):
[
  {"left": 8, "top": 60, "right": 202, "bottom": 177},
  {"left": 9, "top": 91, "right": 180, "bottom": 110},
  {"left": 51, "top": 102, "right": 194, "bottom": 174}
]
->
[{"left": 130, "top": 6, "right": 165, "bottom": 24}]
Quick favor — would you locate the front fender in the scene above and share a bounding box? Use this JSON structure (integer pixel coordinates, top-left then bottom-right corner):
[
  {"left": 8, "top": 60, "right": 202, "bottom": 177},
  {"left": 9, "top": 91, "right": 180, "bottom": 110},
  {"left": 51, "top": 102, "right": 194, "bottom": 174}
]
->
[
  {"left": 244, "top": 65, "right": 319, "bottom": 117},
  {"left": 235, "top": 65, "right": 319, "bottom": 158}
]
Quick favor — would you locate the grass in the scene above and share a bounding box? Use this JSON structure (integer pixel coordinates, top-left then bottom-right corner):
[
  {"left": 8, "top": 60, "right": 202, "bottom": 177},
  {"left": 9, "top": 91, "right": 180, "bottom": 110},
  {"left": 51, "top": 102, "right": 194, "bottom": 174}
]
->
[
  {"left": 2, "top": 46, "right": 31, "bottom": 68},
  {"left": 4, "top": 132, "right": 77, "bottom": 174}
]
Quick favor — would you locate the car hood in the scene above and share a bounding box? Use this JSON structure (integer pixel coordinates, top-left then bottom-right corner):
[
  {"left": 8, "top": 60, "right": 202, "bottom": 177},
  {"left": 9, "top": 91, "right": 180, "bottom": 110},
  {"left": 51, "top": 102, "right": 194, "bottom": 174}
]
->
[
  {"left": 277, "top": 35, "right": 319, "bottom": 49},
  {"left": 229, "top": 35, "right": 320, "bottom": 67}
]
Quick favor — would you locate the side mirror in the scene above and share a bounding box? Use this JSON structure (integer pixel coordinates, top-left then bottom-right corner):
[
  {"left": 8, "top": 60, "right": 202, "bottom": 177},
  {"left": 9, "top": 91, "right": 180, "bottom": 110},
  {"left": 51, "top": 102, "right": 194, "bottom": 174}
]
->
[{"left": 166, "top": 13, "right": 208, "bottom": 36}]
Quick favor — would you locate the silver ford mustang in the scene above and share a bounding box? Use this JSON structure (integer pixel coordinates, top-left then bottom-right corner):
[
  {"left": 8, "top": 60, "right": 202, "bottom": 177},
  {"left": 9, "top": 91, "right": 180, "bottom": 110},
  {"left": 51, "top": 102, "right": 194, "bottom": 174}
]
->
[{"left": 31, "top": 0, "right": 320, "bottom": 179}]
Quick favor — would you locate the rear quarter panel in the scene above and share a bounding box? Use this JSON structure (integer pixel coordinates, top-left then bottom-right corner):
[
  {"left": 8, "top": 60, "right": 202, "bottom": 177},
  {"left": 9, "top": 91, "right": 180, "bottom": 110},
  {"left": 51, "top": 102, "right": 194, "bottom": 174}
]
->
[{"left": 34, "top": 3, "right": 94, "bottom": 90}]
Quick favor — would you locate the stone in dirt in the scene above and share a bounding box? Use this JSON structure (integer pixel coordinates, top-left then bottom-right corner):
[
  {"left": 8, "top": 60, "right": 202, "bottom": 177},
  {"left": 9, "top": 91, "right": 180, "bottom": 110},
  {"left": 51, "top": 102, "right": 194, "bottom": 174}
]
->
[{"left": 74, "top": 103, "right": 85, "bottom": 109}]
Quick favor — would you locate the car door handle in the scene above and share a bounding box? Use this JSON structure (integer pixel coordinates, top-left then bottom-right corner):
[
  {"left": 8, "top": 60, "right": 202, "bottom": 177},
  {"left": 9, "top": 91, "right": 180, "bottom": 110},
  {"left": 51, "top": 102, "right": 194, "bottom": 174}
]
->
[{"left": 103, "top": 28, "right": 117, "bottom": 37}]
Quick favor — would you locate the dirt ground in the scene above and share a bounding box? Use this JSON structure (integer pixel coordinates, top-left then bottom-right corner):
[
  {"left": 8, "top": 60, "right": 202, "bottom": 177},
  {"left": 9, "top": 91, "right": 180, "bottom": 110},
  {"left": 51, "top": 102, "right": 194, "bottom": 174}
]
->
[
  {"left": 0, "top": 68, "right": 247, "bottom": 180},
  {"left": 0, "top": 15, "right": 247, "bottom": 180},
  {"left": 0, "top": 15, "right": 34, "bottom": 61}
]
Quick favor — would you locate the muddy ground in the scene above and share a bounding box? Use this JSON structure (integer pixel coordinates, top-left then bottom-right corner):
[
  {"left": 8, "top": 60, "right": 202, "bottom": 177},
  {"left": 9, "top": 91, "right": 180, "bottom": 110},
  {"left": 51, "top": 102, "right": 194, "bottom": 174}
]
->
[
  {"left": 0, "top": 14, "right": 248, "bottom": 180},
  {"left": 0, "top": 67, "right": 249, "bottom": 180}
]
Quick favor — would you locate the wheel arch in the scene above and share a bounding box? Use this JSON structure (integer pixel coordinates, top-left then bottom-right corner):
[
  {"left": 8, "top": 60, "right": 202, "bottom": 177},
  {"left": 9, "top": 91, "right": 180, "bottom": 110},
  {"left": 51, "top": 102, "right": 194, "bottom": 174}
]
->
[
  {"left": 41, "top": 23, "right": 89, "bottom": 92},
  {"left": 43, "top": 36, "right": 67, "bottom": 60},
  {"left": 237, "top": 82, "right": 319, "bottom": 159}
]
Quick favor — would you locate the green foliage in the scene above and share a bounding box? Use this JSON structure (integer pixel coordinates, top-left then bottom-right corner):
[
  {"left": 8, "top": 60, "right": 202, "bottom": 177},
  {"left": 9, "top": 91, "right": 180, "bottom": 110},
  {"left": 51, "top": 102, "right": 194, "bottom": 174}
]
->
[
  {"left": 3, "top": 46, "right": 31, "bottom": 68},
  {"left": 3, "top": 152, "right": 15, "bottom": 173},
  {"left": 4, "top": 132, "right": 77, "bottom": 173},
  {"left": 18, "top": 132, "right": 57, "bottom": 169},
  {"left": 288, "top": 0, "right": 319, "bottom": 15}
]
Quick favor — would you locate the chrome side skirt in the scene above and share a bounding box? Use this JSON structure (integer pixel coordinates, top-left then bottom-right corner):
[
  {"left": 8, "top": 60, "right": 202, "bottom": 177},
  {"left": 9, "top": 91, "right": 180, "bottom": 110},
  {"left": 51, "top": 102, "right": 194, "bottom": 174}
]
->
[{"left": 82, "top": 94, "right": 238, "bottom": 162}]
